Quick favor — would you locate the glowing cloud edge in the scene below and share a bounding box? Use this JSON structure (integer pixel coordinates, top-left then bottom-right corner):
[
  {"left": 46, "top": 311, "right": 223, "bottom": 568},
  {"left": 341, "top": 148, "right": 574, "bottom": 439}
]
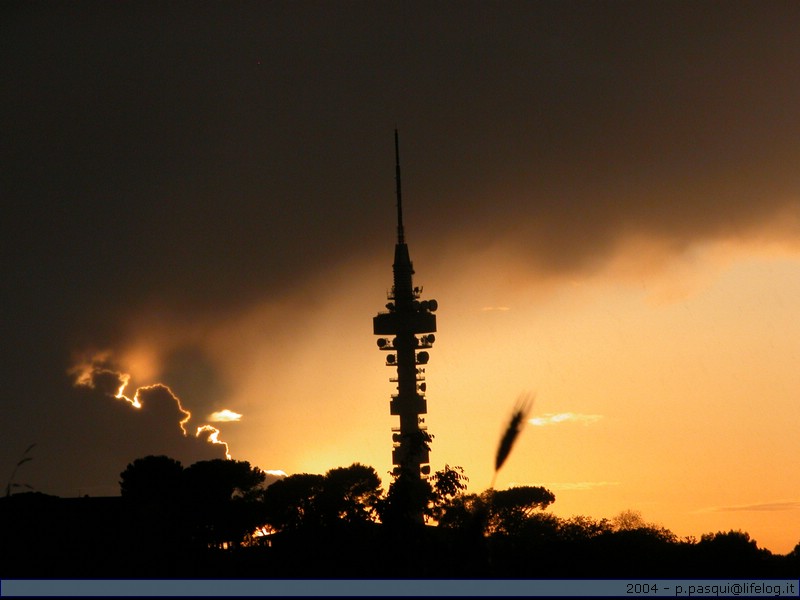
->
[{"left": 528, "top": 412, "right": 604, "bottom": 426}]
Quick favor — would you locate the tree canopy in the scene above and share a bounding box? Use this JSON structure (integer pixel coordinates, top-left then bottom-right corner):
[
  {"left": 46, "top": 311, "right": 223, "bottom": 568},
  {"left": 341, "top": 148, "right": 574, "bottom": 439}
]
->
[
  {"left": 119, "top": 455, "right": 267, "bottom": 548},
  {"left": 261, "top": 463, "right": 382, "bottom": 531},
  {"left": 5, "top": 454, "right": 797, "bottom": 579},
  {"left": 119, "top": 455, "right": 184, "bottom": 502},
  {"left": 184, "top": 458, "right": 266, "bottom": 504}
]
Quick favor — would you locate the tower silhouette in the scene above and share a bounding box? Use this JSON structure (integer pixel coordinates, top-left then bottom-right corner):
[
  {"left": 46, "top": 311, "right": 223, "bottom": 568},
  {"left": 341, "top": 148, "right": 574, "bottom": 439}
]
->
[{"left": 374, "top": 131, "right": 438, "bottom": 483}]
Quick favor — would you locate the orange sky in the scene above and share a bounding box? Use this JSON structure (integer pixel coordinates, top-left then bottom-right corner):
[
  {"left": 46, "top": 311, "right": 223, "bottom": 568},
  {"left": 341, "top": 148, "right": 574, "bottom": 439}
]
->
[{"left": 110, "top": 226, "right": 800, "bottom": 554}]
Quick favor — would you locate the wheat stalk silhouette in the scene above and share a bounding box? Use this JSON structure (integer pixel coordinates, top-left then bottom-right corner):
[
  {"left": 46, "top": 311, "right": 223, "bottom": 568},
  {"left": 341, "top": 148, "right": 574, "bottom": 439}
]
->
[
  {"left": 476, "top": 393, "right": 535, "bottom": 563},
  {"left": 491, "top": 393, "right": 535, "bottom": 490},
  {"left": 5, "top": 443, "right": 36, "bottom": 497}
]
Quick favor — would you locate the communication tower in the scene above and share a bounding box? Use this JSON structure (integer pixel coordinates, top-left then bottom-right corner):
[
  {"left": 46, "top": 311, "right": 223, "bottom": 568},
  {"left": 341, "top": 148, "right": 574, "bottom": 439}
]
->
[{"left": 374, "top": 131, "right": 438, "bottom": 481}]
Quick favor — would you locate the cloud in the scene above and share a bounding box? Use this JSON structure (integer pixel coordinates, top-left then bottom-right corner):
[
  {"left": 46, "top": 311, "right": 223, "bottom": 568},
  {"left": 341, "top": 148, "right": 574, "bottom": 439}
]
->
[
  {"left": 209, "top": 409, "right": 243, "bottom": 422},
  {"left": 195, "top": 425, "right": 231, "bottom": 460},
  {"left": 264, "top": 469, "right": 287, "bottom": 477},
  {"left": 705, "top": 501, "right": 800, "bottom": 513},
  {"left": 528, "top": 412, "right": 604, "bottom": 427}
]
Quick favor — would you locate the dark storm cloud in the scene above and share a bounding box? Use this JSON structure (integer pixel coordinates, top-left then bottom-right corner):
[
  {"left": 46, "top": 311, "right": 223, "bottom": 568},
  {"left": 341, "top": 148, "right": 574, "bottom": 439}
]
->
[
  {"left": 0, "top": 358, "right": 231, "bottom": 497},
  {"left": 159, "top": 345, "right": 231, "bottom": 419},
  {"left": 3, "top": 2, "right": 800, "bottom": 493},
  {"left": 72, "top": 357, "right": 229, "bottom": 459},
  {"left": 5, "top": 2, "right": 800, "bottom": 325}
]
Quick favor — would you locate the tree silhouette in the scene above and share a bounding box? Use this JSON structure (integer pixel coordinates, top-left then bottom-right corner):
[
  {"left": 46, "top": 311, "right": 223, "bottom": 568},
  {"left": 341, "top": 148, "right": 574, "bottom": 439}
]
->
[
  {"left": 786, "top": 541, "right": 800, "bottom": 575},
  {"left": 181, "top": 459, "right": 266, "bottom": 548},
  {"left": 491, "top": 486, "right": 555, "bottom": 512},
  {"left": 789, "top": 541, "right": 800, "bottom": 560},
  {"left": 318, "top": 463, "right": 382, "bottom": 526},
  {"left": 695, "top": 529, "right": 772, "bottom": 575},
  {"left": 118, "top": 455, "right": 188, "bottom": 558},
  {"left": 5, "top": 453, "right": 798, "bottom": 578},
  {"left": 436, "top": 492, "right": 483, "bottom": 530},
  {"left": 261, "top": 473, "right": 326, "bottom": 531},
  {"left": 612, "top": 509, "right": 646, "bottom": 531},
  {"left": 430, "top": 465, "right": 469, "bottom": 501},
  {"left": 262, "top": 464, "right": 383, "bottom": 532},
  {"left": 435, "top": 484, "right": 555, "bottom": 539},
  {"left": 376, "top": 471, "right": 433, "bottom": 528},
  {"left": 119, "top": 455, "right": 184, "bottom": 502},
  {"left": 183, "top": 459, "right": 265, "bottom": 503},
  {"left": 428, "top": 464, "right": 469, "bottom": 522},
  {"left": 558, "top": 514, "right": 612, "bottom": 542},
  {"left": 119, "top": 455, "right": 267, "bottom": 549},
  {"left": 483, "top": 486, "right": 556, "bottom": 536}
]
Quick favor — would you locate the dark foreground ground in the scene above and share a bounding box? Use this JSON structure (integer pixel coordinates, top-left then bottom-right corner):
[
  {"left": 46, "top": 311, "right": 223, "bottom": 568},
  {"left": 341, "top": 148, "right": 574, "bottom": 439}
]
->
[{"left": 2, "top": 494, "right": 797, "bottom": 578}]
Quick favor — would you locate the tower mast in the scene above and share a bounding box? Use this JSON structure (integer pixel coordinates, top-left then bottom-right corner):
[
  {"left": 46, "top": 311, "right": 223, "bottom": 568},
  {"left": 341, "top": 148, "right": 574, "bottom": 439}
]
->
[
  {"left": 374, "top": 131, "right": 438, "bottom": 498},
  {"left": 395, "top": 129, "right": 405, "bottom": 245}
]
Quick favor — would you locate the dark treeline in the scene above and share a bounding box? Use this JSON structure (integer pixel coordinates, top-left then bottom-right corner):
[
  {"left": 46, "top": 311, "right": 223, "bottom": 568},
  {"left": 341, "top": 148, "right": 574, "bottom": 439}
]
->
[{"left": 1, "top": 455, "right": 798, "bottom": 578}]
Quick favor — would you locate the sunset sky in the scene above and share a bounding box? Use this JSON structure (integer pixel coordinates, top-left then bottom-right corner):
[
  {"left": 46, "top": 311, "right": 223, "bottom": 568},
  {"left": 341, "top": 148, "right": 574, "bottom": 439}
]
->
[{"left": 3, "top": 2, "right": 799, "bottom": 554}]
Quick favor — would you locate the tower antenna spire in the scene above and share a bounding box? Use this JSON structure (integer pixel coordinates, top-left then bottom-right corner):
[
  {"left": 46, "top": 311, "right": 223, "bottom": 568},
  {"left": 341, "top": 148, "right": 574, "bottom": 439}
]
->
[{"left": 395, "top": 129, "right": 405, "bottom": 244}]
